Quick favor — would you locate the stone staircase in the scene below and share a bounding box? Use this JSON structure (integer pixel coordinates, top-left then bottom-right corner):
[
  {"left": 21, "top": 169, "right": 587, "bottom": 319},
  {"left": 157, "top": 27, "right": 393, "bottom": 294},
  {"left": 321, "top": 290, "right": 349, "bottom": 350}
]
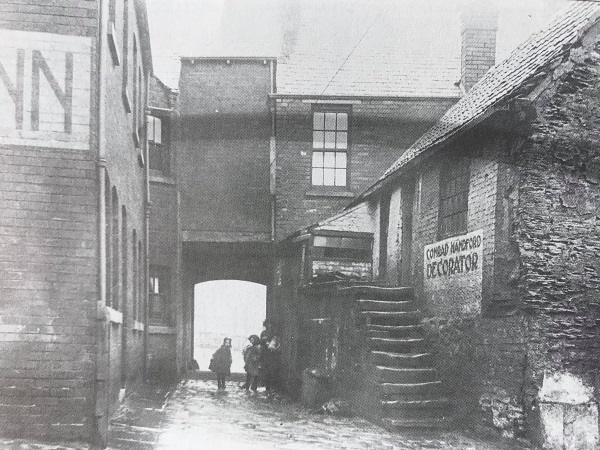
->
[{"left": 349, "top": 285, "right": 452, "bottom": 429}]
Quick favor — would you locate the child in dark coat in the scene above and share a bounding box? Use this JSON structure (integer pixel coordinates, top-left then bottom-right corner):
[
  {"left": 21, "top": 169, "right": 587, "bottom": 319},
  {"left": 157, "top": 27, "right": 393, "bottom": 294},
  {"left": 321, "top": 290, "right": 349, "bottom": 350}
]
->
[
  {"left": 243, "top": 335, "right": 261, "bottom": 392},
  {"left": 209, "top": 338, "right": 232, "bottom": 390}
]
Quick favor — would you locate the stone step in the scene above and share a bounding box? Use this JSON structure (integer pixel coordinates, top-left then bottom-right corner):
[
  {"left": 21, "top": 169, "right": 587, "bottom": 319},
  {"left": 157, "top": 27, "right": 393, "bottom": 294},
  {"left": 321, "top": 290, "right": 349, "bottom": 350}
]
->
[
  {"left": 383, "top": 406, "right": 449, "bottom": 421},
  {"left": 380, "top": 380, "right": 443, "bottom": 396},
  {"left": 376, "top": 366, "right": 437, "bottom": 384},
  {"left": 382, "top": 416, "right": 451, "bottom": 429},
  {"left": 362, "top": 310, "right": 422, "bottom": 326},
  {"left": 371, "top": 352, "right": 433, "bottom": 368},
  {"left": 368, "top": 324, "right": 423, "bottom": 334},
  {"left": 367, "top": 325, "right": 423, "bottom": 339},
  {"left": 381, "top": 397, "right": 451, "bottom": 410},
  {"left": 357, "top": 299, "right": 414, "bottom": 312},
  {"left": 368, "top": 337, "right": 425, "bottom": 352},
  {"left": 340, "top": 285, "right": 414, "bottom": 301}
]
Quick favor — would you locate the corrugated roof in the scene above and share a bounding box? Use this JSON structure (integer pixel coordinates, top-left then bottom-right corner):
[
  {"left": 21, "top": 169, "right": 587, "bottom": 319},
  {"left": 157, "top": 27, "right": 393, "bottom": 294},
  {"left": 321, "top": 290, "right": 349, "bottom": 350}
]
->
[{"left": 380, "top": 1, "right": 600, "bottom": 179}]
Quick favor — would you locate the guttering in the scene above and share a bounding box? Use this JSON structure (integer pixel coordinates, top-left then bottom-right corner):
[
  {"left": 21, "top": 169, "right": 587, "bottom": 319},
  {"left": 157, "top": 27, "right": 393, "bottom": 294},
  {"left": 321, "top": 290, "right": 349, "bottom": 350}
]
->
[
  {"left": 269, "top": 93, "right": 460, "bottom": 102},
  {"left": 346, "top": 99, "right": 510, "bottom": 209},
  {"left": 181, "top": 56, "right": 277, "bottom": 62}
]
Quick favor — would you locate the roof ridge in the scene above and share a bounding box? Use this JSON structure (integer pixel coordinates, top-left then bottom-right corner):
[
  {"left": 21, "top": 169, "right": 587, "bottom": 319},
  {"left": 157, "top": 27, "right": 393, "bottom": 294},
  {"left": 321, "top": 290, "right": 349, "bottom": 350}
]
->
[{"left": 378, "top": 1, "right": 600, "bottom": 181}]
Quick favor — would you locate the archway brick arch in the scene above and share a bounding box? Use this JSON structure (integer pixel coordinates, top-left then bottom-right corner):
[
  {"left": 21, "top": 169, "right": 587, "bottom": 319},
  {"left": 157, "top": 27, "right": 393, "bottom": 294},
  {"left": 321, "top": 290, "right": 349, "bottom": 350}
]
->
[
  {"left": 183, "top": 241, "right": 273, "bottom": 287},
  {"left": 176, "top": 241, "right": 274, "bottom": 372}
]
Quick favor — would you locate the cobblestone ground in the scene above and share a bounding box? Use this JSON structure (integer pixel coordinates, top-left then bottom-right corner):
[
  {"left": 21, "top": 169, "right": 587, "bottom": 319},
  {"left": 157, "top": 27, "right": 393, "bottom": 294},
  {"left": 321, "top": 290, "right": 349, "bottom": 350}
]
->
[{"left": 0, "top": 375, "right": 529, "bottom": 450}]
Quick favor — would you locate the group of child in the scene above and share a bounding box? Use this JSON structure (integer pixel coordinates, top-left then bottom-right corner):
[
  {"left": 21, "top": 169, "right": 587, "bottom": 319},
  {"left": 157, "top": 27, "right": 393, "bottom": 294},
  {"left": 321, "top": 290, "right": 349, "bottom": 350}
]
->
[{"left": 208, "top": 321, "right": 281, "bottom": 392}]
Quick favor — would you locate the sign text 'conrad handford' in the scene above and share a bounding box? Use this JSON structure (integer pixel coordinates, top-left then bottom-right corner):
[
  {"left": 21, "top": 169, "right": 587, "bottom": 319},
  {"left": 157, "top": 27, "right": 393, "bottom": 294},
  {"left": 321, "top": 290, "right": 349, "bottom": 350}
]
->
[{"left": 425, "top": 230, "right": 482, "bottom": 279}]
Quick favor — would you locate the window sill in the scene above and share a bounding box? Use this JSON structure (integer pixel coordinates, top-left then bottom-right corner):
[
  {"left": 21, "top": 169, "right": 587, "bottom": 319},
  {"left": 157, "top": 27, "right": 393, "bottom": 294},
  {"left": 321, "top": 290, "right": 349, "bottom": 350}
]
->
[
  {"left": 106, "top": 306, "right": 123, "bottom": 324},
  {"left": 107, "top": 21, "right": 121, "bottom": 66},
  {"left": 133, "top": 320, "right": 145, "bottom": 331},
  {"left": 306, "top": 189, "right": 355, "bottom": 198},
  {"left": 122, "top": 87, "right": 131, "bottom": 113},
  {"left": 149, "top": 171, "right": 175, "bottom": 185},
  {"left": 148, "top": 325, "right": 176, "bottom": 335}
]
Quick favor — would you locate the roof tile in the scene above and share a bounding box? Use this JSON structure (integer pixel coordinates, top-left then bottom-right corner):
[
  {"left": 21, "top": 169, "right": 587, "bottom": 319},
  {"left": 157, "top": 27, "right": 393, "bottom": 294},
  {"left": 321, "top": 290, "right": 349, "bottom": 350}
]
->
[{"left": 381, "top": 1, "right": 600, "bottom": 179}]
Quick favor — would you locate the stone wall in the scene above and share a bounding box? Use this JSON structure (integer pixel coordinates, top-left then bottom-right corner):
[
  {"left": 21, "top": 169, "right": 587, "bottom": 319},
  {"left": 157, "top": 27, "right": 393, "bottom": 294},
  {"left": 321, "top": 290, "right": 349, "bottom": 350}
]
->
[{"left": 513, "top": 43, "right": 600, "bottom": 448}]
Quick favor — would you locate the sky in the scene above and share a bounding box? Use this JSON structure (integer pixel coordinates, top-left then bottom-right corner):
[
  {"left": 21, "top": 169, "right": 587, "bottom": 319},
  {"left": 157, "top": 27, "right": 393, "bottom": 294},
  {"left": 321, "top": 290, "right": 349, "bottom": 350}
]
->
[
  {"left": 194, "top": 280, "right": 266, "bottom": 373},
  {"left": 146, "top": 0, "right": 568, "bottom": 89}
]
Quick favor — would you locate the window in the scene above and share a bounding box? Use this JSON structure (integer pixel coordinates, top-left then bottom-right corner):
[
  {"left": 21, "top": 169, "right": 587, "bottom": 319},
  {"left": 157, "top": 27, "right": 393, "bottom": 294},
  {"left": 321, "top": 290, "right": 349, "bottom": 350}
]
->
[
  {"left": 149, "top": 266, "right": 170, "bottom": 325},
  {"left": 147, "top": 116, "right": 162, "bottom": 144},
  {"left": 132, "top": 37, "right": 139, "bottom": 144},
  {"left": 121, "top": 0, "right": 131, "bottom": 112},
  {"left": 438, "top": 161, "right": 470, "bottom": 238},
  {"left": 312, "top": 235, "right": 372, "bottom": 261},
  {"left": 148, "top": 114, "right": 170, "bottom": 174},
  {"left": 111, "top": 188, "right": 120, "bottom": 310},
  {"left": 107, "top": 0, "right": 120, "bottom": 66},
  {"left": 312, "top": 110, "right": 348, "bottom": 187},
  {"left": 132, "top": 230, "right": 137, "bottom": 322}
]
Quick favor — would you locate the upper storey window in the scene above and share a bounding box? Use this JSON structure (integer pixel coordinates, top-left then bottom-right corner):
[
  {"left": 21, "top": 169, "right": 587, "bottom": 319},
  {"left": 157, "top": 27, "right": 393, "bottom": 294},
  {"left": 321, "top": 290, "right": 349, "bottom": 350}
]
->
[
  {"left": 438, "top": 161, "right": 470, "bottom": 238},
  {"left": 312, "top": 110, "right": 348, "bottom": 187}
]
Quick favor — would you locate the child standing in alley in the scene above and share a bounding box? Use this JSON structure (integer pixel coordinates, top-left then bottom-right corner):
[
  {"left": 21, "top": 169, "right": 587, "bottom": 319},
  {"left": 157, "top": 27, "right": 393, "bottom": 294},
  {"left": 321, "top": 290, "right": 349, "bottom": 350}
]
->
[
  {"left": 209, "top": 337, "right": 232, "bottom": 390},
  {"left": 243, "top": 335, "right": 261, "bottom": 392}
]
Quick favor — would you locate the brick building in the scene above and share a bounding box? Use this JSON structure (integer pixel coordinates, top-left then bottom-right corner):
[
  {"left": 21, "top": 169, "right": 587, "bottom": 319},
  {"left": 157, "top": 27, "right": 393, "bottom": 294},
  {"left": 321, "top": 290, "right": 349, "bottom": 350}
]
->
[
  {"left": 145, "top": 1, "right": 513, "bottom": 378},
  {"left": 0, "top": 0, "right": 152, "bottom": 445},
  {"left": 273, "top": 2, "right": 600, "bottom": 447}
]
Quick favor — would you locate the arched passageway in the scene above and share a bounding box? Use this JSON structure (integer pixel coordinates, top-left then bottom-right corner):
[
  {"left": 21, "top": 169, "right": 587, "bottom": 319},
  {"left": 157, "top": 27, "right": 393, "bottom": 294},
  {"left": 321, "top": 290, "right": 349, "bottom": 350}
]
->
[{"left": 194, "top": 280, "right": 266, "bottom": 373}]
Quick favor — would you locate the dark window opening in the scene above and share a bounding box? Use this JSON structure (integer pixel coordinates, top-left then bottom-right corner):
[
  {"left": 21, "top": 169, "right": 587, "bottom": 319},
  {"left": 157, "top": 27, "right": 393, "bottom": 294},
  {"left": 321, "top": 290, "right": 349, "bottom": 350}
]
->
[
  {"left": 148, "top": 114, "right": 170, "bottom": 174},
  {"left": 314, "top": 247, "right": 371, "bottom": 261},
  {"left": 439, "top": 160, "right": 470, "bottom": 238},
  {"left": 149, "top": 266, "right": 171, "bottom": 326}
]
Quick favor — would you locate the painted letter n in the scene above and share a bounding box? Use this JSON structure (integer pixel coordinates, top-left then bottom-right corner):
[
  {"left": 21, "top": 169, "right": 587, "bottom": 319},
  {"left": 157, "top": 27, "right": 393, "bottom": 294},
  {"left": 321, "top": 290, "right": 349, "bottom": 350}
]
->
[
  {"left": 31, "top": 50, "right": 73, "bottom": 134},
  {"left": 0, "top": 49, "right": 24, "bottom": 130}
]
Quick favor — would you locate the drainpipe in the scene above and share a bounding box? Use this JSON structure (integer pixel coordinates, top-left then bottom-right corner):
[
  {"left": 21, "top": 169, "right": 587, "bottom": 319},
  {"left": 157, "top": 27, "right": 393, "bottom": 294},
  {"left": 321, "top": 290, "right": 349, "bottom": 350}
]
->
[
  {"left": 143, "top": 71, "right": 151, "bottom": 380},
  {"left": 269, "top": 59, "right": 277, "bottom": 242},
  {"left": 94, "top": 0, "right": 110, "bottom": 446}
]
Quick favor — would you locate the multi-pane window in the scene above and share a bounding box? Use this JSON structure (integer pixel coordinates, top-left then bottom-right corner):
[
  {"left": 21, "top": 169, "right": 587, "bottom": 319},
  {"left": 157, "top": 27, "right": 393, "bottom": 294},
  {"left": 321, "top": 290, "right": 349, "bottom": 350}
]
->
[
  {"left": 312, "top": 110, "right": 348, "bottom": 187},
  {"left": 439, "top": 161, "right": 470, "bottom": 238}
]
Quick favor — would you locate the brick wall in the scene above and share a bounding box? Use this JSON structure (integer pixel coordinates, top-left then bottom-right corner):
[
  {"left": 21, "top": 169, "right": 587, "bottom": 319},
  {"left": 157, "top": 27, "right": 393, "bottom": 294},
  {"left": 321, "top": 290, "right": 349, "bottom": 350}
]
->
[
  {"left": 460, "top": 5, "right": 497, "bottom": 92},
  {"left": 176, "top": 59, "right": 272, "bottom": 240},
  {"left": 274, "top": 97, "right": 456, "bottom": 241},
  {"left": 375, "top": 127, "right": 530, "bottom": 437},
  {"left": 0, "top": 1, "right": 99, "bottom": 441},
  {"left": 0, "top": 0, "right": 150, "bottom": 443},
  {"left": 101, "top": 0, "right": 148, "bottom": 438}
]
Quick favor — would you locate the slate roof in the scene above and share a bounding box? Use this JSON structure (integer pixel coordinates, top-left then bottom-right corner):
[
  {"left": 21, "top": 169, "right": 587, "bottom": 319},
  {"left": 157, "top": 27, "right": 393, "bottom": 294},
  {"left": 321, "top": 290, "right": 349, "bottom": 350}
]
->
[
  {"left": 313, "top": 202, "right": 375, "bottom": 234},
  {"left": 149, "top": 1, "right": 564, "bottom": 93},
  {"left": 379, "top": 1, "right": 600, "bottom": 180},
  {"left": 276, "top": 0, "right": 463, "bottom": 98}
]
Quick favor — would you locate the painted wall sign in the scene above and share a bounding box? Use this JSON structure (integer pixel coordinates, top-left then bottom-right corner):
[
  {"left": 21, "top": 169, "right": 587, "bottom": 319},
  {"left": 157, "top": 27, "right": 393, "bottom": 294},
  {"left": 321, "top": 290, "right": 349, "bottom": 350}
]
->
[
  {"left": 0, "top": 29, "right": 91, "bottom": 150},
  {"left": 423, "top": 229, "right": 483, "bottom": 315}
]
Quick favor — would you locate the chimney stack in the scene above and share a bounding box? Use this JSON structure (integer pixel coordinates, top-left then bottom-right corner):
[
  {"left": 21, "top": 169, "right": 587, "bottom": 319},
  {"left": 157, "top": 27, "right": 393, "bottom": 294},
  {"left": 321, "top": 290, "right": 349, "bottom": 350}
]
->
[{"left": 461, "top": 3, "right": 498, "bottom": 92}]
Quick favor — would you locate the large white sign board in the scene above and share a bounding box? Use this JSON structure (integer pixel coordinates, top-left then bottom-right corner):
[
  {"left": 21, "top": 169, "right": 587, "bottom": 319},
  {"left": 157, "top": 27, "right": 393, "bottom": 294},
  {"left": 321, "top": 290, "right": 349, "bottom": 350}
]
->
[
  {"left": 0, "top": 29, "right": 91, "bottom": 150},
  {"left": 423, "top": 229, "right": 483, "bottom": 315}
]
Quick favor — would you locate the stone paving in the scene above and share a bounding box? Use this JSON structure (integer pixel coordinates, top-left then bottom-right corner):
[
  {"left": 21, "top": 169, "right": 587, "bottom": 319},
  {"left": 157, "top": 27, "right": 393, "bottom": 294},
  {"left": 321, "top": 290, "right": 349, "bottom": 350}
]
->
[{"left": 0, "top": 374, "right": 529, "bottom": 450}]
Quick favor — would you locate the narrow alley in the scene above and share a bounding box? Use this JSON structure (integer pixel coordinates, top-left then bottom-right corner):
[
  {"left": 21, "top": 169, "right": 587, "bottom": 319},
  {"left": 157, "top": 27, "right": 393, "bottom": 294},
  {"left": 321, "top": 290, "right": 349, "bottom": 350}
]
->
[{"left": 0, "top": 374, "right": 529, "bottom": 450}]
